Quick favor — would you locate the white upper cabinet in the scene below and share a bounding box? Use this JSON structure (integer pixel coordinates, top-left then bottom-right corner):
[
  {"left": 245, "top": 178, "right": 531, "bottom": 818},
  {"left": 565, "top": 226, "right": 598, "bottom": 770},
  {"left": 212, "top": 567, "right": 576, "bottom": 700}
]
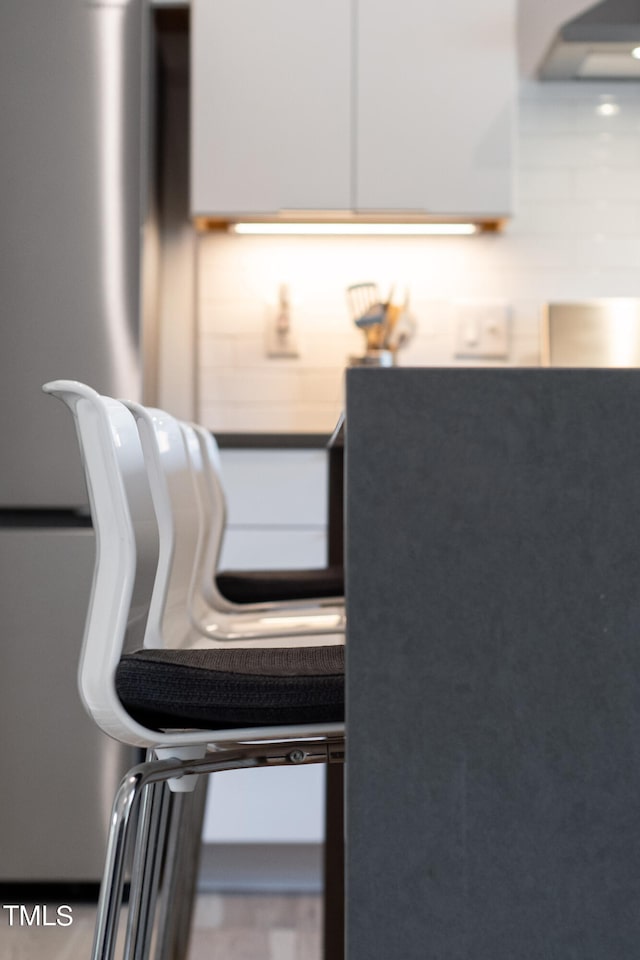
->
[
  {"left": 191, "top": 0, "right": 516, "bottom": 220},
  {"left": 191, "top": 0, "right": 352, "bottom": 216},
  {"left": 356, "top": 0, "right": 516, "bottom": 217}
]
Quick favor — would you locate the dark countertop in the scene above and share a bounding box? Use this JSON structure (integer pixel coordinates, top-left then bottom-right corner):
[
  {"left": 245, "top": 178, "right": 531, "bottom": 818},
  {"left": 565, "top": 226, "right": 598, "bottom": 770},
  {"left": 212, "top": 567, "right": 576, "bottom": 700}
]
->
[
  {"left": 215, "top": 433, "right": 332, "bottom": 450},
  {"left": 346, "top": 367, "right": 640, "bottom": 960}
]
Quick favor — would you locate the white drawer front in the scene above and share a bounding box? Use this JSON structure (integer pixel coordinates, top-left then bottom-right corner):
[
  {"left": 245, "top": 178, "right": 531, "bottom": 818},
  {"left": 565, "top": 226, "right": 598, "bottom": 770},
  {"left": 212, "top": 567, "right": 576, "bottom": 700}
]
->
[
  {"left": 219, "top": 450, "right": 328, "bottom": 527},
  {"left": 219, "top": 528, "right": 328, "bottom": 571},
  {"left": 202, "top": 765, "right": 326, "bottom": 844}
]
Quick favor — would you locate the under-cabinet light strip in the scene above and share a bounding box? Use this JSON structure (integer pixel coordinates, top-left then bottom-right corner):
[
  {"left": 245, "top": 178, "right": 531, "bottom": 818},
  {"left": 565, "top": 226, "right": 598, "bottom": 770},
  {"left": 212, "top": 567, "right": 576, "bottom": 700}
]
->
[{"left": 230, "top": 222, "right": 478, "bottom": 236}]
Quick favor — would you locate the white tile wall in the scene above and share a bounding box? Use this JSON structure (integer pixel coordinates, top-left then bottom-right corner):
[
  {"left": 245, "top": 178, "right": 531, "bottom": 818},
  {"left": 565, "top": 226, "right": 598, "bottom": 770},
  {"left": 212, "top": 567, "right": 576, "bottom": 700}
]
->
[{"left": 197, "top": 81, "right": 640, "bottom": 433}]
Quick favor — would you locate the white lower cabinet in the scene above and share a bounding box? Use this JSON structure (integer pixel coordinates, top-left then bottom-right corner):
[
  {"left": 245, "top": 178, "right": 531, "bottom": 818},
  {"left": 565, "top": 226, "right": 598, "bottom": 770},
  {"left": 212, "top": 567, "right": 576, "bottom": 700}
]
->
[
  {"left": 202, "top": 448, "right": 330, "bottom": 847},
  {"left": 202, "top": 765, "right": 326, "bottom": 845},
  {"left": 219, "top": 527, "right": 327, "bottom": 572}
]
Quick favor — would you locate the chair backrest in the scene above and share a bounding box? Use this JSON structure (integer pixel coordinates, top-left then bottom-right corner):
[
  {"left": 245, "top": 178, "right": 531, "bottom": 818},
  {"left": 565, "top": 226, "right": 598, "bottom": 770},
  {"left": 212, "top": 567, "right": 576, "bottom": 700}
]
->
[
  {"left": 42, "top": 380, "right": 162, "bottom": 745},
  {"left": 197, "top": 420, "right": 224, "bottom": 479},
  {"left": 180, "top": 422, "right": 228, "bottom": 611},
  {"left": 133, "top": 409, "right": 346, "bottom": 636},
  {"left": 124, "top": 401, "right": 230, "bottom": 634},
  {"left": 124, "top": 402, "right": 206, "bottom": 642}
]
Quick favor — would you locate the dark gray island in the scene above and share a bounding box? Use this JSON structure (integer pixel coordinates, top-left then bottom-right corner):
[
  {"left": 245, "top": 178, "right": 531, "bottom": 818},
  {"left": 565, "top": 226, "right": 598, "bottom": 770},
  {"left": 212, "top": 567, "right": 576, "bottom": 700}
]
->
[{"left": 345, "top": 368, "right": 640, "bottom": 960}]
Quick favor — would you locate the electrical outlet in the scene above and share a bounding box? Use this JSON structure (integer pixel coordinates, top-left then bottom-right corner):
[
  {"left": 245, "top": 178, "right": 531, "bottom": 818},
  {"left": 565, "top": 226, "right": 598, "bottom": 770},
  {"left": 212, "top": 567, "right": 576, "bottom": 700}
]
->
[
  {"left": 454, "top": 303, "right": 511, "bottom": 360},
  {"left": 266, "top": 322, "right": 299, "bottom": 358},
  {"left": 266, "top": 284, "right": 299, "bottom": 359}
]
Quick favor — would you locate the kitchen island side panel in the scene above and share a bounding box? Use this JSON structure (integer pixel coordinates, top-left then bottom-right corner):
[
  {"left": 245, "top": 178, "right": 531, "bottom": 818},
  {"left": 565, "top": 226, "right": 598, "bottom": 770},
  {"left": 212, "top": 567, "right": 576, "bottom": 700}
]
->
[{"left": 346, "top": 368, "right": 640, "bottom": 960}]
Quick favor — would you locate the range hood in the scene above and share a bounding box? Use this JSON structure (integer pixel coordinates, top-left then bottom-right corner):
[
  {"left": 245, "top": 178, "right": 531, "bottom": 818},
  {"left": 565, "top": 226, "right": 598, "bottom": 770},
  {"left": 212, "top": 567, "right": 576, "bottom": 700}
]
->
[{"left": 539, "top": 0, "right": 640, "bottom": 80}]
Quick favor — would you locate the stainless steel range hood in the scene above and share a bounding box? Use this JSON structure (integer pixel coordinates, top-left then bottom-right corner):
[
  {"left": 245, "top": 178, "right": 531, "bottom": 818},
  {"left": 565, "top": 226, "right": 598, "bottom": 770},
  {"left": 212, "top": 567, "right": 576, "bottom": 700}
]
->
[{"left": 539, "top": 0, "right": 640, "bottom": 80}]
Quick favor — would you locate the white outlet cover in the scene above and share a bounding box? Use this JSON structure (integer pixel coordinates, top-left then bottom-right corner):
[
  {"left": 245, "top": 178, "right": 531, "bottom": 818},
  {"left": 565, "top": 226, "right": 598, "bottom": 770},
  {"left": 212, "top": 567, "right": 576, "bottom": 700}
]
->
[{"left": 454, "top": 302, "right": 511, "bottom": 360}]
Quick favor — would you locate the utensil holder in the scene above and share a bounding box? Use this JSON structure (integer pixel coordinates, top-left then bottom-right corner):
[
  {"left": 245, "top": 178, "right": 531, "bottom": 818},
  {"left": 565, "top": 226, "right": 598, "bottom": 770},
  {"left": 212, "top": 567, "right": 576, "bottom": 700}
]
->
[{"left": 349, "top": 349, "right": 396, "bottom": 368}]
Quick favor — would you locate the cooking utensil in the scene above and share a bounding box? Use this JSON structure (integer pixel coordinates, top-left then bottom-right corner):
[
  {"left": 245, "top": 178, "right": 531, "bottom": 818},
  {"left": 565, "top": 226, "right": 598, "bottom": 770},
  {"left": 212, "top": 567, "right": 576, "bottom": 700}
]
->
[
  {"left": 347, "top": 283, "right": 379, "bottom": 324},
  {"left": 348, "top": 281, "right": 415, "bottom": 356},
  {"left": 365, "top": 321, "right": 386, "bottom": 351},
  {"left": 381, "top": 304, "right": 401, "bottom": 348},
  {"left": 384, "top": 290, "right": 416, "bottom": 351},
  {"left": 356, "top": 302, "right": 387, "bottom": 328},
  {"left": 386, "top": 308, "right": 417, "bottom": 351}
]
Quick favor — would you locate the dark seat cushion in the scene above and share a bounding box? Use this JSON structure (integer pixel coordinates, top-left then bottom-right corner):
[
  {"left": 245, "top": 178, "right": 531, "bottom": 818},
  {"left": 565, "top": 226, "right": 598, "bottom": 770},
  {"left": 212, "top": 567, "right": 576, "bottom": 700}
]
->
[
  {"left": 215, "top": 566, "right": 344, "bottom": 604},
  {"left": 116, "top": 645, "right": 344, "bottom": 731}
]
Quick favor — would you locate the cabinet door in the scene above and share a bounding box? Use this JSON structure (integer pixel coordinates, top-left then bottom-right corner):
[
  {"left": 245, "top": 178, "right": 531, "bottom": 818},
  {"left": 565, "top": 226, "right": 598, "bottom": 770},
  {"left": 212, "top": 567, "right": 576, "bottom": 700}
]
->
[
  {"left": 219, "top": 450, "right": 328, "bottom": 572},
  {"left": 191, "top": 0, "right": 352, "bottom": 216},
  {"left": 355, "top": 0, "right": 516, "bottom": 217},
  {"left": 220, "top": 450, "right": 328, "bottom": 527}
]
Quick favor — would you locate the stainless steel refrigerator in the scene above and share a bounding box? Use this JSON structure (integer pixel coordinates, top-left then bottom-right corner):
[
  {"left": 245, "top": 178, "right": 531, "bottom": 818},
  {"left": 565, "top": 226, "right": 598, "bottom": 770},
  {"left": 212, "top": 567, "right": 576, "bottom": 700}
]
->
[{"left": 0, "top": 0, "right": 157, "bottom": 882}]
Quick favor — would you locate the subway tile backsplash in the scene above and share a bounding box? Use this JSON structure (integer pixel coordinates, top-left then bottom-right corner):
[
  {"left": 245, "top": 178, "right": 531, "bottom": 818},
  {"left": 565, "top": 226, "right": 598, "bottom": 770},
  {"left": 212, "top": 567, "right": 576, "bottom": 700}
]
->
[{"left": 197, "top": 81, "right": 640, "bottom": 433}]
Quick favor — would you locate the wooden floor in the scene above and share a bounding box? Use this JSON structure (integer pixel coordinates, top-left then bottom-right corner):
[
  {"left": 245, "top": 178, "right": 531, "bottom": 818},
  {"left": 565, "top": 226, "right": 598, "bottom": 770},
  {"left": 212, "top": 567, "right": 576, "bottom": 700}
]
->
[{"left": 1, "top": 894, "right": 322, "bottom": 960}]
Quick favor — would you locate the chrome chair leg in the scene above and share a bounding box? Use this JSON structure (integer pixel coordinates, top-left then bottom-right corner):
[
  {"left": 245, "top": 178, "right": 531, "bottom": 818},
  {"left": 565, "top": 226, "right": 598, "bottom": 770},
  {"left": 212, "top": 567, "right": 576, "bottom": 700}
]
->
[
  {"left": 154, "top": 777, "right": 208, "bottom": 960},
  {"left": 91, "top": 760, "right": 178, "bottom": 960},
  {"left": 92, "top": 740, "right": 343, "bottom": 960},
  {"left": 152, "top": 791, "right": 187, "bottom": 960},
  {"left": 124, "top": 779, "right": 171, "bottom": 960},
  {"left": 155, "top": 778, "right": 208, "bottom": 960}
]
